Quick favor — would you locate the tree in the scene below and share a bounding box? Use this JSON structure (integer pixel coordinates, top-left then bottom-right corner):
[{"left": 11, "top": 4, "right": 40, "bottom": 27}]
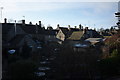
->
[
  {"left": 8, "top": 60, "right": 37, "bottom": 80},
  {"left": 99, "top": 32, "right": 120, "bottom": 78},
  {"left": 100, "top": 28, "right": 104, "bottom": 32},
  {"left": 105, "top": 33, "right": 120, "bottom": 55}
]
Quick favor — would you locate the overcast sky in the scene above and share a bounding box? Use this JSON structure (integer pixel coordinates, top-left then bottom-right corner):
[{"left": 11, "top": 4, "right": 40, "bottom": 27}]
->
[{"left": 0, "top": 0, "right": 119, "bottom": 29}]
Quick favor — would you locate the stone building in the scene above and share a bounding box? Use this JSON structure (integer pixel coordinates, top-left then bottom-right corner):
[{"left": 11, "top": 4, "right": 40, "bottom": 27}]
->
[{"left": 2, "top": 18, "right": 44, "bottom": 54}]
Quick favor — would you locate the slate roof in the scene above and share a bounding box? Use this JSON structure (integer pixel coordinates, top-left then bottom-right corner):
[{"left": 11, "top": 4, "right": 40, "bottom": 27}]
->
[
  {"left": 2, "top": 23, "right": 15, "bottom": 41},
  {"left": 44, "top": 30, "right": 58, "bottom": 36},
  {"left": 70, "top": 28, "right": 80, "bottom": 31},
  {"left": 87, "top": 30, "right": 103, "bottom": 38},
  {"left": 19, "top": 25, "right": 36, "bottom": 34},
  {"left": 67, "top": 31, "right": 84, "bottom": 40},
  {"left": 20, "top": 24, "right": 43, "bottom": 34},
  {"left": 60, "top": 27, "right": 69, "bottom": 35},
  {"left": 2, "top": 23, "right": 14, "bottom": 34},
  {"left": 9, "top": 34, "right": 26, "bottom": 48},
  {"left": 2, "top": 23, "right": 44, "bottom": 35}
]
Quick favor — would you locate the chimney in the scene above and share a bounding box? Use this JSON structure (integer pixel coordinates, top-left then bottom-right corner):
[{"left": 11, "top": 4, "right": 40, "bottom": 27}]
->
[
  {"left": 74, "top": 26, "right": 77, "bottom": 29},
  {"left": 57, "top": 24, "right": 60, "bottom": 27},
  {"left": 39, "top": 21, "right": 41, "bottom": 27},
  {"left": 79, "top": 24, "right": 82, "bottom": 30},
  {"left": 94, "top": 28, "right": 96, "bottom": 31},
  {"left": 57, "top": 24, "right": 60, "bottom": 30},
  {"left": 22, "top": 20, "right": 25, "bottom": 24},
  {"left": 29, "top": 22, "right": 32, "bottom": 25},
  {"left": 36, "top": 23, "right": 38, "bottom": 25},
  {"left": 36, "top": 23, "right": 38, "bottom": 34},
  {"left": 68, "top": 25, "right": 71, "bottom": 30},
  {"left": 85, "top": 27, "right": 88, "bottom": 30},
  {"left": 4, "top": 18, "right": 7, "bottom": 23},
  {"left": 84, "top": 27, "right": 88, "bottom": 33}
]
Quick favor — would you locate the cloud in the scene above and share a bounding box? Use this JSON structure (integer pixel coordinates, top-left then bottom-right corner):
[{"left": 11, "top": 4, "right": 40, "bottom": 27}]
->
[
  {"left": 0, "top": 0, "right": 118, "bottom": 13},
  {"left": 1, "top": 2, "right": 117, "bottom": 16},
  {"left": 0, "top": 1, "right": 117, "bottom": 29},
  {"left": 15, "top": 2, "right": 70, "bottom": 11},
  {"left": 4, "top": 2, "right": 116, "bottom": 12},
  {"left": 0, "top": 1, "right": 18, "bottom": 12},
  {"left": 1, "top": 2, "right": 117, "bottom": 20},
  {"left": 0, "top": 0, "right": 119, "bottom": 3},
  {"left": 93, "top": 2, "right": 117, "bottom": 13}
]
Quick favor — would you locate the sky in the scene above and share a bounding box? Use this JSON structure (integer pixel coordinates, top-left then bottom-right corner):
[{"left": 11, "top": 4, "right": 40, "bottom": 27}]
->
[{"left": 0, "top": 0, "right": 119, "bottom": 29}]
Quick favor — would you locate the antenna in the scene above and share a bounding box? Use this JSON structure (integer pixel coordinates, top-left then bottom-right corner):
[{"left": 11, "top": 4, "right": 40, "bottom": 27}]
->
[
  {"left": 94, "top": 24, "right": 96, "bottom": 28},
  {"left": 0, "top": 7, "right": 3, "bottom": 23}
]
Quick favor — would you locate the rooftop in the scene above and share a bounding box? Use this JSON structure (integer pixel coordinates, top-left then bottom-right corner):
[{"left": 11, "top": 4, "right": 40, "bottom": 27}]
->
[{"left": 67, "top": 31, "right": 84, "bottom": 40}]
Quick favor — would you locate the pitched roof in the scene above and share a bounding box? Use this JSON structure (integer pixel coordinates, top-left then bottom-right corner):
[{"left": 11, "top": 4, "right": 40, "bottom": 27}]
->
[
  {"left": 2, "top": 23, "right": 44, "bottom": 34},
  {"left": 70, "top": 28, "right": 80, "bottom": 31},
  {"left": 58, "top": 27, "right": 81, "bottom": 35},
  {"left": 87, "top": 30, "right": 103, "bottom": 38},
  {"left": 67, "top": 31, "right": 84, "bottom": 40},
  {"left": 44, "top": 30, "right": 58, "bottom": 35},
  {"left": 20, "top": 24, "right": 39, "bottom": 34},
  {"left": 2, "top": 23, "right": 16, "bottom": 41},
  {"left": 58, "top": 27, "right": 80, "bottom": 31},
  {"left": 9, "top": 34, "right": 26, "bottom": 48},
  {"left": 59, "top": 27, "right": 69, "bottom": 35},
  {"left": 2, "top": 23, "right": 14, "bottom": 34},
  {"left": 20, "top": 24, "right": 45, "bottom": 34}
]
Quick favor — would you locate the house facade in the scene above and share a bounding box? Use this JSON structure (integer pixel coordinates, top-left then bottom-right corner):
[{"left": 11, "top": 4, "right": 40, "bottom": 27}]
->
[
  {"left": 44, "top": 29, "right": 59, "bottom": 44},
  {"left": 56, "top": 24, "right": 83, "bottom": 41},
  {"left": 56, "top": 25, "right": 103, "bottom": 46},
  {"left": 56, "top": 29, "right": 66, "bottom": 41}
]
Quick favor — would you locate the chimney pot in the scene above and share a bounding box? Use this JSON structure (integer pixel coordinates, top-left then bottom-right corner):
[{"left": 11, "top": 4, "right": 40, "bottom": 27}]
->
[
  {"left": 22, "top": 20, "right": 25, "bottom": 24},
  {"left": 84, "top": 27, "right": 89, "bottom": 33},
  {"left": 57, "top": 24, "right": 60, "bottom": 27},
  {"left": 4, "top": 18, "right": 7, "bottom": 23},
  {"left": 68, "top": 25, "right": 70, "bottom": 27},
  {"left": 36, "top": 23, "right": 38, "bottom": 25},
  {"left": 74, "top": 26, "right": 77, "bottom": 29},
  {"left": 57, "top": 24, "right": 60, "bottom": 30},
  {"left": 79, "top": 24, "right": 82, "bottom": 29},
  {"left": 68, "top": 25, "right": 71, "bottom": 30},
  {"left": 39, "top": 21, "right": 41, "bottom": 27},
  {"left": 85, "top": 27, "right": 88, "bottom": 30},
  {"left": 29, "top": 22, "right": 32, "bottom": 25}
]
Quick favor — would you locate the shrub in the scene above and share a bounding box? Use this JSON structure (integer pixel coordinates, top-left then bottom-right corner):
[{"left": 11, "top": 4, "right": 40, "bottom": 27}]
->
[
  {"left": 97, "top": 56, "right": 120, "bottom": 78},
  {"left": 111, "top": 49, "right": 118, "bottom": 57},
  {"left": 8, "top": 59, "right": 37, "bottom": 79}
]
